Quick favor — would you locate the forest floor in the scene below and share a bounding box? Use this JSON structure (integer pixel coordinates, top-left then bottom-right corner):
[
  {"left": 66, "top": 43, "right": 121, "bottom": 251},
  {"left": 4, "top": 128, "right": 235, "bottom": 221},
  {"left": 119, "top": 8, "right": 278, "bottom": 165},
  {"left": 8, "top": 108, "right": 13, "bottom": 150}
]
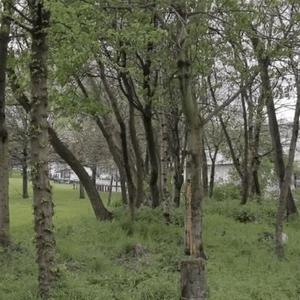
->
[{"left": 1, "top": 178, "right": 300, "bottom": 299}]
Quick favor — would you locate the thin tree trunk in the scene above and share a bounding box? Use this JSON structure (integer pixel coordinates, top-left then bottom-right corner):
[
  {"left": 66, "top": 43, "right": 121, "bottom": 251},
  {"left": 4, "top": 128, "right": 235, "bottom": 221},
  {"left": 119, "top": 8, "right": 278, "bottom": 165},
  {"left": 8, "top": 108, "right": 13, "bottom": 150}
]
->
[
  {"left": 79, "top": 182, "right": 85, "bottom": 199},
  {"left": 22, "top": 147, "right": 29, "bottom": 199},
  {"left": 129, "top": 103, "right": 144, "bottom": 208},
  {"left": 275, "top": 66, "right": 300, "bottom": 258},
  {"left": 29, "top": 2, "right": 56, "bottom": 297},
  {"left": 91, "top": 165, "right": 96, "bottom": 185},
  {"left": 0, "top": 0, "right": 11, "bottom": 248},
  {"left": 202, "top": 146, "right": 208, "bottom": 198},
  {"left": 107, "top": 174, "right": 114, "bottom": 206},
  {"left": 143, "top": 112, "right": 160, "bottom": 208},
  {"left": 209, "top": 147, "right": 218, "bottom": 198},
  {"left": 260, "top": 59, "right": 297, "bottom": 216}
]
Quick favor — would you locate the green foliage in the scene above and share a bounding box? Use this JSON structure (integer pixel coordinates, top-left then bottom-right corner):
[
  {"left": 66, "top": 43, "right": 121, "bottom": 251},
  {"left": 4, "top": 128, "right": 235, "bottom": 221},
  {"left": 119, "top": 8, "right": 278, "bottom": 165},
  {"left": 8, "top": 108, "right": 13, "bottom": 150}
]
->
[
  {"left": 213, "top": 183, "right": 241, "bottom": 201},
  {"left": 2, "top": 179, "right": 300, "bottom": 299}
]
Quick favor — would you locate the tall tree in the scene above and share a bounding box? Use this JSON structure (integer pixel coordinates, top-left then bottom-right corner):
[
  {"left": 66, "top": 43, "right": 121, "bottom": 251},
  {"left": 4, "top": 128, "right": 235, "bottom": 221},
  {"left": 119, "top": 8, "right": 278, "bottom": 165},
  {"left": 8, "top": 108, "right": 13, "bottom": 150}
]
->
[
  {"left": 0, "top": 0, "right": 12, "bottom": 248},
  {"left": 28, "top": 0, "right": 56, "bottom": 297}
]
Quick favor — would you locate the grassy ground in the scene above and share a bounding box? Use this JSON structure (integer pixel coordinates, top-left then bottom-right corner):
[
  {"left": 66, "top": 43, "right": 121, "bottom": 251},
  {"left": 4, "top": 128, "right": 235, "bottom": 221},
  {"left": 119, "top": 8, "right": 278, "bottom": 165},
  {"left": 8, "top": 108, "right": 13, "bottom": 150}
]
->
[{"left": 1, "top": 178, "right": 300, "bottom": 299}]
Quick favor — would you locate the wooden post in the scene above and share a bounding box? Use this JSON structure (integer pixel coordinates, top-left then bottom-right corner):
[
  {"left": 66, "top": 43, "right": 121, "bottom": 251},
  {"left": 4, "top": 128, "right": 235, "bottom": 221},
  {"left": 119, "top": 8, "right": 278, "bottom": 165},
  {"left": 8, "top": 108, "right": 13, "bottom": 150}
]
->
[{"left": 181, "top": 258, "right": 207, "bottom": 300}]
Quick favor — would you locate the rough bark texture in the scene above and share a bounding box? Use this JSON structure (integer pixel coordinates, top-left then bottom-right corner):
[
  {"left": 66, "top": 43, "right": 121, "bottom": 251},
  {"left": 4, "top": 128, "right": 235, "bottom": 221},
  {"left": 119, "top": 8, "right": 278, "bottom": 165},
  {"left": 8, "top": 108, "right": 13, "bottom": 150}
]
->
[
  {"left": 29, "top": 2, "right": 56, "bottom": 297},
  {"left": 0, "top": 0, "right": 11, "bottom": 248},
  {"left": 143, "top": 112, "right": 160, "bottom": 208},
  {"left": 129, "top": 103, "right": 145, "bottom": 208},
  {"left": 181, "top": 259, "right": 207, "bottom": 300},
  {"left": 177, "top": 14, "right": 207, "bottom": 297}
]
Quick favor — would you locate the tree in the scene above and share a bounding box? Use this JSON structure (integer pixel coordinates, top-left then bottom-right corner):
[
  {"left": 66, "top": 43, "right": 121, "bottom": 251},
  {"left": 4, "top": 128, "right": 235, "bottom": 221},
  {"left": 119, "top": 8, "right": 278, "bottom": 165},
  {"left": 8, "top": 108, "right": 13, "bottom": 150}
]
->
[
  {"left": 28, "top": 0, "right": 56, "bottom": 297},
  {"left": 0, "top": 0, "right": 12, "bottom": 248}
]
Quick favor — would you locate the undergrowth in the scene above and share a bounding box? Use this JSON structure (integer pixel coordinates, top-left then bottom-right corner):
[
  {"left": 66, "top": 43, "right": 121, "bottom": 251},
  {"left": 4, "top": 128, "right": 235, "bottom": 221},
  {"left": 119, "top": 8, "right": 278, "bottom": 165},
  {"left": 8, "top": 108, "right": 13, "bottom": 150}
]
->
[{"left": 1, "top": 178, "right": 300, "bottom": 299}]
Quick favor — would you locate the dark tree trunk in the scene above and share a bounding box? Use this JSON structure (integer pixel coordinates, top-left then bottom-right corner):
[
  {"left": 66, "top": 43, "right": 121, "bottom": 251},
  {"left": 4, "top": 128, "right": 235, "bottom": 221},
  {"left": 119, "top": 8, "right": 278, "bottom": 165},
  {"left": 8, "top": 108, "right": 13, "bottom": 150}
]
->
[
  {"left": 91, "top": 165, "right": 96, "bottom": 185},
  {"left": 98, "top": 61, "right": 136, "bottom": 218},
  {"left": 29, "top": 2, "right": 56, "bottom": 297},
  {"left": 95, "top": 117, "right": 128, "bottom": 205},
  {"left": 202, "top": 147, "right": 208, "bottom": 198},
  {"left": 129, "top": 103, "right": 145, "bottom": 208},
  {"left": 260, "top": 59, "right": 297, "bottom": 216},
  {"left": 48, "top": 128, "right": 112, "bottom": 220},
  {"left": 173, "top": 160, "right": 184, "bottom": 207},
  {"left": 0, "top": 0, "right": 11, "bottom": 248},
  {"left": 107, "top": 175, "right": 114, "bottom": 206},
  {"left": 79, "top": 182, "right": 85, "bottom": 199},
  {"left": 143, "top": 112, "right": 160, "bottom": 208},
  {"left": 209, "top": 147, "right": 218, "bottom": 198}
]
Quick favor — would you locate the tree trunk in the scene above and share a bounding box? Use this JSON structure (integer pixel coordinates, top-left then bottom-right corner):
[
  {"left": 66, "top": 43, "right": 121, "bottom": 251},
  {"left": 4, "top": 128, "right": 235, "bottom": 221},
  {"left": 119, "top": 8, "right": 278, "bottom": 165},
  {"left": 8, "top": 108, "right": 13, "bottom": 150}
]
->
[
  {"left": 95, "top": 116, "right": 128, "bottom": 205},
  {"left": 22, "top": 146, "right": 29, "bottom": 199},
  {"left": 177, "top": 21, "right": 207, "bottom": 298},
  {"left": 107, "top": 175, "right": 114, "bottom": 206},
  {"left": 48, "top": 128, "right": 112, "bottom": 220},
  {"left": 209, "top": 147, "right": 218, "bottom": 198},
  {"left": 181, "top": 259, "right": 207, "bottom": 300},
  {"left": 79, "top": 182, "right": 85, "bottom": 199},
  {"left": 0, "top": 0, "right": 11, "bottom": 248},
  {"left": 129, "top": 103, "right": 145, "bottom": 208},
  {"left": 143, "top": 112, "right": 160, "bottom": 208},
  {"left": 29, "top": 2, "right": 56, "bottom": 297},
  {"left": 275, "top": 66, "right": 300, "bottom": 258},
  {"left": 259, "top": 59, "right": 297, "bottom": 216},
  {"left": 91, "top": 165, "right": 96, "bottom": 185},
  {"left": 98, "top": 61, "right": 136, "bottom": 218},
  {"left": 8, "top": 69, "right": 112, "bottom": 221},
  {"left": 202, "top": 147, "right": 208, "bottom": 198}
]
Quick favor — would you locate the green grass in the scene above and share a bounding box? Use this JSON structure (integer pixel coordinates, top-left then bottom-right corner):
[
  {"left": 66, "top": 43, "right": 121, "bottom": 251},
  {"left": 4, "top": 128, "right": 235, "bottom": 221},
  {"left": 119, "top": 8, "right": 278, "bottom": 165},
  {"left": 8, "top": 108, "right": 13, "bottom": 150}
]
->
[{"left": 1, "top": 178, "right": 300, "bottom": 299}]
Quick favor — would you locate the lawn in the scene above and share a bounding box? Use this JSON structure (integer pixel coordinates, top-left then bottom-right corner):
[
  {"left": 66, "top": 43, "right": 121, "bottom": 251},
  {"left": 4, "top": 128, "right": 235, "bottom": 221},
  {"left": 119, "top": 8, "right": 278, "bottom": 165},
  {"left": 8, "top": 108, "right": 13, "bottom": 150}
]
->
[{"left": 1, "top": 178, "right": 300, "bottom": 299}]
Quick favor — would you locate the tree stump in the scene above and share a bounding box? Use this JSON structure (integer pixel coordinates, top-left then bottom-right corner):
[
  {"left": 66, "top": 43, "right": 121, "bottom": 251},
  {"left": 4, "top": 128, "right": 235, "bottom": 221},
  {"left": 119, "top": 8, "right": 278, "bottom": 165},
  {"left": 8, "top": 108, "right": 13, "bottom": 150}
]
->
[{"left": 181, "top": 258, "right": 207, "bottom": 300}]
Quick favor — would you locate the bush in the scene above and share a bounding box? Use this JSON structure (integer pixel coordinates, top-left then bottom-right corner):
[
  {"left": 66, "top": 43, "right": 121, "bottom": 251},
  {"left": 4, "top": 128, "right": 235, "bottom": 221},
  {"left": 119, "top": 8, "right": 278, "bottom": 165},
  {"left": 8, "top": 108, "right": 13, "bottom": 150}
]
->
[{"left": 213, "top": 183, "right": 240, "bottom": 202}]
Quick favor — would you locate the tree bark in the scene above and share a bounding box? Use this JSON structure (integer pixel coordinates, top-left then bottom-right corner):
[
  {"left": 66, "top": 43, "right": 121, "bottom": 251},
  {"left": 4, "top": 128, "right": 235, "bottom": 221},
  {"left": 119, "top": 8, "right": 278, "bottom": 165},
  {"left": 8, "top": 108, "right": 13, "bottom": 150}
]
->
[
  {"left": 209, "top": 147, "right": 218, "bottom": 198},
  {"left": 129, "top": 103, "right": 145, "bottom": 208},
  {"left": 29, "top": 2, "right": 56, "bottom": 297},
  {"left": 79, "top": 182, "right": 85, "bottom": 199},
  {"left": 22, "top": 146, "right": 29, "bottom": 199},
  {"left": 177, "top": 16, "right": 207, "bottom": 298},
  {"left": 0, "top": 0, "right": 11, "bottom": 248},
  {"left": 143, "top": 111, "right": 160, "bottom": 208}
]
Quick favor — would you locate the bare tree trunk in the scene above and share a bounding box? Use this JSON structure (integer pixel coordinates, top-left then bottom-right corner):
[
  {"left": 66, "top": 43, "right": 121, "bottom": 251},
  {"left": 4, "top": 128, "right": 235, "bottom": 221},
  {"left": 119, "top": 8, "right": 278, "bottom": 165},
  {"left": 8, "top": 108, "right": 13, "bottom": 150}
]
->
[
  {"left": 275, "top": 66, "right": 300, "bottom": 258},
  {"left": 91, "top": 165, "right": 96, "bottom": 185},
  {"left": 22, "top": 146, "right": 29, "bottom": 199},
  {"left": 202, "top": 146, "right": 208, "bottom": 198},
  {"left": 0, "top": 0, "right": 11, "bottom": 248},
  {"left": 129, "top": 103, "right": 145, "bottom": 208},
  {"left": 107, "top": 174, "right": 114, "bottom": 206},
  {"left": 260, "top": 59, "right": 298, "bottom": 216},
  {"left": 79, "top": 182, "right": 85, "bottom": 199},
  {"left": 209, "top": 147, "right": 218, "bottom": 198},
  {"left": 177, "top": 17, "right": 207, "bottom": 298},
  {"left": 29, "top": 2, "right": 56, "bottom": 297},
  {"left": 143, "top": 111, "right": 160, "bottom": 208},
  {"left": 98, "top": 62, "right": 136, "bottom": 219}
]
